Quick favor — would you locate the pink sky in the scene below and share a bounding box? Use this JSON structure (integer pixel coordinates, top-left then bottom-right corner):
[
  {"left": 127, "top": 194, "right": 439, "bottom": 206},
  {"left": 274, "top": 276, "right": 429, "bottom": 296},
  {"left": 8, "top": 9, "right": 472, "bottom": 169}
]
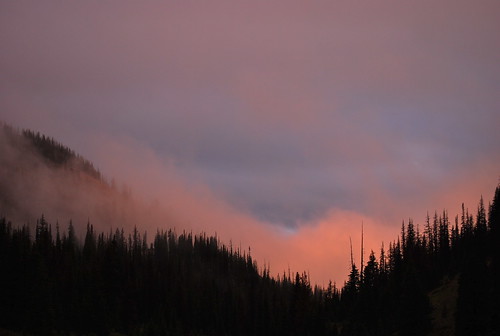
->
[{"left": 1, "top": 1, "right": 499, "bottom": 284}]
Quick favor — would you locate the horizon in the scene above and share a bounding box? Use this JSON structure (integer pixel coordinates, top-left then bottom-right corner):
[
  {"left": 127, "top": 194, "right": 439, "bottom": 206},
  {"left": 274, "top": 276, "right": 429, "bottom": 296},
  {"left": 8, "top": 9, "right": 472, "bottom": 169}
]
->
[{"left": 1, "top": 1, "right": 499, "bottom": 285}]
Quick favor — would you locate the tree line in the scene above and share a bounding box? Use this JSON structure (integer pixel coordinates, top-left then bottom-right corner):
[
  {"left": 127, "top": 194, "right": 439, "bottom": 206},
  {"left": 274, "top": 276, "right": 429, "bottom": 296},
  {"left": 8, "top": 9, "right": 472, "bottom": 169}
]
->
[
  {"left": 1, "top": 123, "right": 102, "bottom": 181},
  {"left": 337, "top": 187, "right": 500, "bottom": 335},
  {"left": 0, "top": 184, "right": 498, "bottom": 335},
  {"left": 0, "top": 124, "right": 498, "bottom": 335}
]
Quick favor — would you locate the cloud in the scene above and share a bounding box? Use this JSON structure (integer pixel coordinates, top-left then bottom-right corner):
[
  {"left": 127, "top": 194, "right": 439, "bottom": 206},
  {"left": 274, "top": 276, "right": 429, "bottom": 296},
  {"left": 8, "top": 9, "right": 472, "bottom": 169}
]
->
[
  {"left": 84, "top": 136, "right": 497, "bottom": 285},
  {"left": 72, "top": 134, "right": 404, "bottom": 285},
  {"left": 0, "top": 128, "right": 391, "bottom": 285},
  {"left": 0, "top": 0, "right": 499, "bottom": 283}
]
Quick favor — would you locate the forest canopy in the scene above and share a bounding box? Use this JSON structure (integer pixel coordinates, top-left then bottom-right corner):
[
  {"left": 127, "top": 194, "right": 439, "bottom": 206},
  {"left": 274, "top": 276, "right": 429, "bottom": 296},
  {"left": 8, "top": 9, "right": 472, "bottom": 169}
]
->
[{"left": 0, "top": 125, "right": 498, "bottom": 335}]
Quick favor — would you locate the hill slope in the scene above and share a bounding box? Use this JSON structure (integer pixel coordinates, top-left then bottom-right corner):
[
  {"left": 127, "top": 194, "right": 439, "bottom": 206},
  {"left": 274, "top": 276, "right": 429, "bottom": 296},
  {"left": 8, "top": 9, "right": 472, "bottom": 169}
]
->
[
  {"left": 0, "top": 123, "right": 498, "bottom": 335},
  {"left": 0, "top": 123, "right": 175, "bottom": 237}
]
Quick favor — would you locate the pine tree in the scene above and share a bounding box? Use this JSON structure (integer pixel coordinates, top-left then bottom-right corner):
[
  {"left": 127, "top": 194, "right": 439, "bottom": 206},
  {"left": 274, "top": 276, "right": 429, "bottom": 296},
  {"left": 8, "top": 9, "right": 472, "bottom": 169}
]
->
[
  {"left": 363, "top": 251, "right": 379, "bottom": 289},
  {"left": 476, "top": 195, "right": 487, "bottom": 236},
  {"left": 379, "top": 243, "right": 387, "bottom": 277},
  {"left": 488, "top": 185, "right": 500, "bottom": 236}
]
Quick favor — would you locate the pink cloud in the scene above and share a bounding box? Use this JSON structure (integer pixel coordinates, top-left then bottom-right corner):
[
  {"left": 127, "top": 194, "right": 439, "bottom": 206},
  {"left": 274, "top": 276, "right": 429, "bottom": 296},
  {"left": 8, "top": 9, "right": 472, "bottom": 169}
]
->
[
  {"left": 1, "top": 0, "right": 498, "bottom": 286},
  {"left": 86, "top": 137, "right": 426, "bottom": 285}
]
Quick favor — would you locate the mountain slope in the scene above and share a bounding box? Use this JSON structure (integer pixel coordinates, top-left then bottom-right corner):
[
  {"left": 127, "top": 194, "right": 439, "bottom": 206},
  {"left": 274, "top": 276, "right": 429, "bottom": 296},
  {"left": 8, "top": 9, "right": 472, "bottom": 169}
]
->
[
  {"left": 0, "top": 123, "right": 498, "bottom": 335},
  {"left": 0, "top": 123, "right": 173, "bottom": 237}
]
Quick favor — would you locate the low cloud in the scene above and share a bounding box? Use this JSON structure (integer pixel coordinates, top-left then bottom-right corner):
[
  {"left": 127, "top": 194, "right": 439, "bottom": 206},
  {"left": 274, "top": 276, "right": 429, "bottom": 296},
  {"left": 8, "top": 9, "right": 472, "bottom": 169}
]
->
[
  {"left": 1, "top": 1, "right": 499, "bottom": 284},
  {"left": 0, "top": 129, "right": 393, "bottom": 285},
  {"left": 85, "top": 136, "right": 404, "bottom": 285}
]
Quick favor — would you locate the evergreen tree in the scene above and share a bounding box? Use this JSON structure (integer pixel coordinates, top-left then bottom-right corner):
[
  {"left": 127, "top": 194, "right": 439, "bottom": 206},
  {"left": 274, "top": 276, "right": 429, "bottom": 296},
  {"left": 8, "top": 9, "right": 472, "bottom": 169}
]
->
[
  {"left": 488, "top": 185, "right": 500, "bottom": 236},
  {"left": 476, "top": 195, "right": 488, "bottom": 235},
  {"left": 362, "top": 250, "right": 379, "bottom": 289},
  {"left": 1, "top": 128, "right": 499, "bottom": 336}
]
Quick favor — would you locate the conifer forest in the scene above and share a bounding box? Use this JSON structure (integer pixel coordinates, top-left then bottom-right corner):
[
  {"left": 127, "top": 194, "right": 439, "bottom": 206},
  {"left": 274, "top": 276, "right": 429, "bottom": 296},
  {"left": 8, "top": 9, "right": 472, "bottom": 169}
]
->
[{"left": 0, "top": 125, "right": 499, "bottom": 335}]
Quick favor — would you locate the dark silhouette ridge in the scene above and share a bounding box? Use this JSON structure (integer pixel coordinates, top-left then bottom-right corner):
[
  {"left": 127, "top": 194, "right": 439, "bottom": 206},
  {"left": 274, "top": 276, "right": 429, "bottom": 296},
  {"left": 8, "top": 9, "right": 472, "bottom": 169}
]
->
[
  {"left": 1, "top": 122, "right": 102, "bottom": 182},
  {"left": 0, "top": 123, "right": 498, "bottom": 335}
]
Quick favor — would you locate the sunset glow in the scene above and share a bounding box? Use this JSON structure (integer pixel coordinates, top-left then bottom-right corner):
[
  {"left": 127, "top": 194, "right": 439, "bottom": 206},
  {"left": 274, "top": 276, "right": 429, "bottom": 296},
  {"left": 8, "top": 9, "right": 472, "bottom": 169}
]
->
[{"left": 1, "top": 1, "right": 499, "bottom": 286}]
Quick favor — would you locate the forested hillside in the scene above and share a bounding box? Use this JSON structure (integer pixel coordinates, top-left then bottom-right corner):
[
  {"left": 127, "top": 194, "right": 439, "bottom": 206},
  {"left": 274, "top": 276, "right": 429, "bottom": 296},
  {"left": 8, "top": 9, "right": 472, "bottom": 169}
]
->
[
  {"left": 0, "top": 123, "right": 172, "bottom": 238},
  {"left": 0, "top": 124, "right": 498, "bottom": 335}
]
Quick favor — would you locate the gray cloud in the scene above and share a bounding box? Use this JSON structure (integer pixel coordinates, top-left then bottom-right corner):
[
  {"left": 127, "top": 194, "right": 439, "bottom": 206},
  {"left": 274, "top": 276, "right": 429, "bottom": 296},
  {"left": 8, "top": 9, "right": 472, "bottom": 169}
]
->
[{"left": 1, "top": 0, "right": 499, "bottom": 229}]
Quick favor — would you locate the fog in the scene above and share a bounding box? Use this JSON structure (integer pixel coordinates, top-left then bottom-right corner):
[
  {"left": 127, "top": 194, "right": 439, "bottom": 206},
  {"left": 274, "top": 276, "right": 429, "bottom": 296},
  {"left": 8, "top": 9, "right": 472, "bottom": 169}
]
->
[{"left": 0, "top": 127, "right": 399, "bottom": 285}]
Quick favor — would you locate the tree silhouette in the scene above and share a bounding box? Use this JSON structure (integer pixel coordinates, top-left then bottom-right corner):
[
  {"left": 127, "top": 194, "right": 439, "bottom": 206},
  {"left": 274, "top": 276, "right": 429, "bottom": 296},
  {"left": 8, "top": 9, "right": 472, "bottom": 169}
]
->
[{"left": 1, "top": 124, "right": 499, "bottom": 335}]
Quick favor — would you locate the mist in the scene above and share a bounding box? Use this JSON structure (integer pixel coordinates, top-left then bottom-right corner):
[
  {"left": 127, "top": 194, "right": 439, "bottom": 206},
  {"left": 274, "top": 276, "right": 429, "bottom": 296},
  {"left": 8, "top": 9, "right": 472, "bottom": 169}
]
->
[
  {"left": 4, "top": 126, "right": 495, "bottom": 286},
  {"left": 0, "top": 0, "right": 498, "bottom": 288},
  {"left": 0, "top": 126, "right": 396, "bottom": 285}
]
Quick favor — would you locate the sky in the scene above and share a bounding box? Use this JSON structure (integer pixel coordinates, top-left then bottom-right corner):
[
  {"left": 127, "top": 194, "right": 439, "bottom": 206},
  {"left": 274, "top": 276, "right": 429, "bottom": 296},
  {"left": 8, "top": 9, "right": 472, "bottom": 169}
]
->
[{"left": 1, "top": 1, "right": 499, "bottom": 285}]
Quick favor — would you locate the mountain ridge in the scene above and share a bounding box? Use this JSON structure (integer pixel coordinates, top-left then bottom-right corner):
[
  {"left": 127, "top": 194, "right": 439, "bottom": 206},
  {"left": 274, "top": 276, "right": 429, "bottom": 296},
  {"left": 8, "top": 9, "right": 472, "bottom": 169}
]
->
[{"left": 0, "top": 123, "right": 498, "bottom": 335}]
